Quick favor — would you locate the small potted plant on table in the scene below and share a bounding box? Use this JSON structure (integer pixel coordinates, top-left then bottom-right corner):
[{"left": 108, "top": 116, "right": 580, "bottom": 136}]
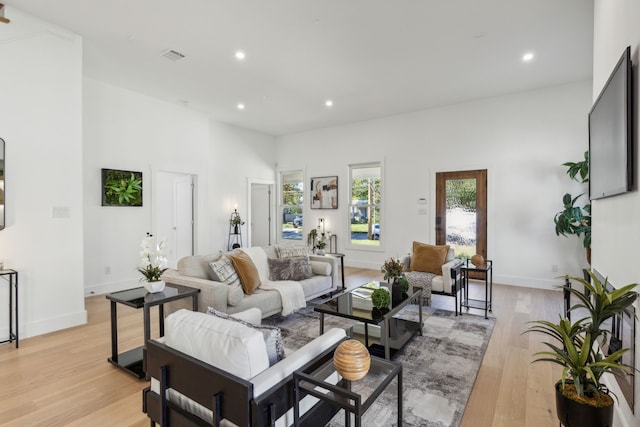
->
[
  {"left": 525, "top": 271, "right": 637, "bottom": 427},
  {"left": 138, "top": 233, "right": 169, "bottom": 293},
  {"left": 381, "top": 257, "right": 409, "bottom": 303}
]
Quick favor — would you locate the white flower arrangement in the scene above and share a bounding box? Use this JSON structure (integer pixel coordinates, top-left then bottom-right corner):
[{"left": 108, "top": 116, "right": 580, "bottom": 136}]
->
[{"left": 138, "top": 233, "right": 168, "bottom": 282}]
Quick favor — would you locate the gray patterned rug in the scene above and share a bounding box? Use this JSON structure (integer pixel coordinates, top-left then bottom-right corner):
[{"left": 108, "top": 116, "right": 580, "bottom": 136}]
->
[{"left": 263, "top": 303, "right": 495, "bottom": 427}]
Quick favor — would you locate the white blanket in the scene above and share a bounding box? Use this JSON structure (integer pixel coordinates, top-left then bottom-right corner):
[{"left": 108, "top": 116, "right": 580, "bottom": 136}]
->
[{"left": 260, "top": 280, "right": 306, "bottom": 316}]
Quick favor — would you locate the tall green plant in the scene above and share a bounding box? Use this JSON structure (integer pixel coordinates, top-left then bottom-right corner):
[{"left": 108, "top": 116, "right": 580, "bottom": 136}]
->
[
  {"left": 554, "top": 151, "right": 591, "bottom": 249},
  {"left": 525, "top": 271, "right": 637, "bottom": 402}
]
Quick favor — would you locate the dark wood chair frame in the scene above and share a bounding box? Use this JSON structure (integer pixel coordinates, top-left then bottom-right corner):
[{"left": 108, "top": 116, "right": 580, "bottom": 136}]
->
[{"left": 143, "top": 338, "right": 346, "bottom": 426}]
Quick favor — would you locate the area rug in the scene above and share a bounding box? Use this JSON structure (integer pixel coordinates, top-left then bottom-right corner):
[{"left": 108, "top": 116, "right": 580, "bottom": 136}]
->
[{"left": 263, "top": 304, "right": 495, "bottom": 427}]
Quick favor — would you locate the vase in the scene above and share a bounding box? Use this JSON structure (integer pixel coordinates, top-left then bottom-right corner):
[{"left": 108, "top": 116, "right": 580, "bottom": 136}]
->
[
  {"left": 144, "top": 280, "right": 165, "bottom": 293},
  {"left": 555, "top": 381, "right": 614, "bottom": 427},
  {"left": 391, "top": 278, "right": 403, "bottom": 305},
  {"left": 333, "top": 339, "right": 371, "bottom": 381},
  {"left": 234, "top": 224, "right": 239, "bottom": 234}
]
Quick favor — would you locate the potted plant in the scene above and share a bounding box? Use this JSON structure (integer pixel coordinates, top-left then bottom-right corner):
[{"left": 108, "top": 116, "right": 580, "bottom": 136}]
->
[
  {"left": 525, "top": 271, "right": 637, "bottom": 426},
  {"left": 371, "top": 287, "right": 391, "bottom": 317},
  {"left": 230, "top": 211, "right": 245, "bottom": 234},
  {"left": 381, "top": 257, "right": 409, "bottom": 302},
  {"left": 554, "top": 151, "right": 591, "bottom": 263},
  {"left": 307, "top": 228, "right": 318, "bottom": 250},
  {"left": 138, "top": 233, "right": 169, "bottom": 293},
  {"left": 316, "top": 238, "right": 327, "bottom": 255}
]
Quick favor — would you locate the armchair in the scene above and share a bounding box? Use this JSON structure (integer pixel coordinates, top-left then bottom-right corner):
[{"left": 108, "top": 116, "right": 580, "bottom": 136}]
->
[
  {"left": 143, "top": 308, "right": 347, "bottom": 426},
  {"left": 402, "top": 241, "right": 464, "bottom": 315}
]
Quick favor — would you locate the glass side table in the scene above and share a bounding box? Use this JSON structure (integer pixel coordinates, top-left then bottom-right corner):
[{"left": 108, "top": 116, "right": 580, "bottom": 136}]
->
[
  {"left": 293, "top": 345, "right": 402, "bottom": 427},
  {"left": 0, "top": 270, "right": 19, "bottom": 348},
  {"left": 460, "top": 259, "right": 493, "bottom": 319},
  {"left": 106, "top": 284, "right": 199, "bottom": 378}
]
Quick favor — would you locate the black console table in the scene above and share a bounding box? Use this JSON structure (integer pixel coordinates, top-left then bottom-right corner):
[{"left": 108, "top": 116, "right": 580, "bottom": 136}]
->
[{"left": 0, "top": 270, "right": 19, "bottom": 348}]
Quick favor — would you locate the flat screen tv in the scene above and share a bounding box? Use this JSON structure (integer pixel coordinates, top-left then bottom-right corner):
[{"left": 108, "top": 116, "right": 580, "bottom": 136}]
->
[{"left": 588, "top": 46, "right": 633, "bottom": 200}]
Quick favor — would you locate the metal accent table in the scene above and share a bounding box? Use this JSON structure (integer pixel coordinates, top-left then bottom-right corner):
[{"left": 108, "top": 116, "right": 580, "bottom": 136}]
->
[
  {"left": 106, "top": 284, "right": 199, "bottom": 378},
  {"left": 0, "top": 269, "right": 19, "bottom": 348},
  {"left": 315, "top": 281, "right": 422, "bottom": 360},
  {"left": 293, "top": 345, "right": 402, "bottom": 427},
  {"left": 460, "top": 259, "right": 493, "bottom": 319}
]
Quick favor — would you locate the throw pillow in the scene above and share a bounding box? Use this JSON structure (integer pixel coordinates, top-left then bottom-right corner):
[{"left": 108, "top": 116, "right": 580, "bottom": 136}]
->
[
  {"left": 209, "top": 257, "right": 244, "bottom": 306},
  {"left": 276, "top": 245, "right": 309, "bottom": 259},
  {"left": 410, "top": 241, "right": 450, "bottom": 275},
  {"left": 267, "top": 257, "right": 313, "bottom": 281},
  {"left": 228, "top": 251, "right": 261, "bottom": 294},
  {"left": 207, "top": 307, "right": 286, "bottom": 366}
]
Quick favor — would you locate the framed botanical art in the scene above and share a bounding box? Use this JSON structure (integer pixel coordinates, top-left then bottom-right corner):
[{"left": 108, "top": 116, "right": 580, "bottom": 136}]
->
[
  {"left": 101, "top": 168, "right": 143, "bottom": 207},
  {"left": 310, "top": 176, "right": 338, "bottom": 209}
]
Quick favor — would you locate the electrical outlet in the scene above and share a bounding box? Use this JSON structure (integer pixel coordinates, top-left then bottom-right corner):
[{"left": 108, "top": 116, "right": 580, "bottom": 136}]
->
[
  {"left": 105, "top": 266, "right": 111, "bottom": 275},
  {"left": 551, "top": 264, "right": 559, "bottom": 273}
]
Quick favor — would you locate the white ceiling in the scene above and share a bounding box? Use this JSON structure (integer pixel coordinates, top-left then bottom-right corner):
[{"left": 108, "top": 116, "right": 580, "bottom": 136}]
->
[{"left": 5, "top": 0, "right": 594, "bottom": 136}]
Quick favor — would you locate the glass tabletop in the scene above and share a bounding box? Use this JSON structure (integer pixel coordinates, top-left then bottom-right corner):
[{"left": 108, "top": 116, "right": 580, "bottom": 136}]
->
[
  {"left": 315, "top": 281, "right": 418, "bottom": 323},
  {"left": 106, "top": 284, "right": 198, "bottom": 308},
  {"left": 297, "top": 353, "right": 400, "bottom": 410}
]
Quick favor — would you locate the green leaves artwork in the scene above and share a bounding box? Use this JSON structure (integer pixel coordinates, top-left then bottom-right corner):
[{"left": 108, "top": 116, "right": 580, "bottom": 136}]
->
[{"left": 102, "top": 169, "right": 143, "bottom": 207}]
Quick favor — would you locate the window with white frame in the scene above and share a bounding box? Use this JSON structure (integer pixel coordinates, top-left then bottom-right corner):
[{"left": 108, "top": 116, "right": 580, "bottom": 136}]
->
[
  {"left": 349, "top": 163, "right": 381, "bottom": 246},
  {"left": 280, "top": 171, "right": 304, "bottom": 241}
]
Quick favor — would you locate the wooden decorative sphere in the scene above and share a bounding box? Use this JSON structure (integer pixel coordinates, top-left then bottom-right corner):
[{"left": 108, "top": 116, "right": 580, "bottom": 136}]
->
[
  {"left": 471, "top": 254, "right": 485, "bottom": 267},
  {"left": 333, "top": 339, "right": 371, "bottom": 381}
]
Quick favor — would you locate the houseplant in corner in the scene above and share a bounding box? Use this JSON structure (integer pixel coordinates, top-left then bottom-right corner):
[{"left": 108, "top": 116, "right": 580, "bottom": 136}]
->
[
  {"left": 525, "top": 271, "right": 637, "bottom": 426},
  {"left": 138, "top": 233, "right": 168, "bottom": 293},
  {"left": 554, "top": 151, "right": 591, "bottom": 263}
]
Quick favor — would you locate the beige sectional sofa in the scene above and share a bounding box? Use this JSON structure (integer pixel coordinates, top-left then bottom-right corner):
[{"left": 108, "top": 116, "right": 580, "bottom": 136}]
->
[{"left": 162, "top": 245, "right": 339, "bottom": 318}]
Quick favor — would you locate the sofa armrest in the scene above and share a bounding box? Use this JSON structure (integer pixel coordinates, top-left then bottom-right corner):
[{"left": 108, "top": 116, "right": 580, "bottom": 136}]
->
[
  {"left": 250, "top": 328, "right": 347, "bottom": 397},
  {"left": 309, "top": 255, "right": 339, "bottom": 288},
  {"left": 441, "top": 259, "right": 464, "bottom": 294},
  {"left": 162, "top": 269, "right": 229, "bottom": 314}
]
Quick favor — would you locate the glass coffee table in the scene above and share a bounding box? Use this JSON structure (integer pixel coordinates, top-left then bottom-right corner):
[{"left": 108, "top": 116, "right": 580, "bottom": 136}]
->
[
  {"left": 293, "top": 343, "right": 402, "bottom": 427},
  {"left": 314, "top": 281, "right": 423, "bottom": 359}
]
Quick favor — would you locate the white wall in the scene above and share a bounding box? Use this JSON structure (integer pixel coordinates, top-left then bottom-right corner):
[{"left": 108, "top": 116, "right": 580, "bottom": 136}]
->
[
  {"left": 83, "top": 79, "right": 277, "bottom": 295},
  {"left": 592, "top": 2, "right": 640, "bottom": 426},
  {"left": 0, "top": 8, "right": 86, "bottom": 338},
  {"left": 277, "top": 81, "right": 592, "bottom": 289},
  {"left": 83, "top": 79, "right": 212, "bottom": 295},
  {"left": 209, "top": 122, "right": 277, "bottom": 253}
]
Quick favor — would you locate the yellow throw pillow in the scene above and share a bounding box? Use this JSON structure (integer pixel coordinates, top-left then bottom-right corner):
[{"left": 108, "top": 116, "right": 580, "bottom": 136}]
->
[
  {"left": 410, "top": 241, "right": 450, "bottom": 275},
  {"left": 228, "top": 251, "right": 261, "bottom": 294}
]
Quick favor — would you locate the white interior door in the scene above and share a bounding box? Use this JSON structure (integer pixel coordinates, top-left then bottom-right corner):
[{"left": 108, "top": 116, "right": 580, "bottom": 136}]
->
[
  {"left": 250, "top": 183, "right": 271, "bottom": 247},
  {"left": 155, "top": 171, "right": 194, "bottom": 267}
]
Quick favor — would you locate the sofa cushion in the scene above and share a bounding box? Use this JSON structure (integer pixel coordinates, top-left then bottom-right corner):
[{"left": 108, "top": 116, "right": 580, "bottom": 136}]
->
[
  {"left": 268, "top": 257, "right": 313, "bottom": 281},
  {"left": 310, "top": 260, "right": 331, "bottom": 276},
  {"left": 209, "top": 257, "right": 244, "bottom": 306},
  {"left": 228, "top": 251, "right": 261, "bottom": 294},
  {"left": 178, "top": 253, "right": 223, "bottom": 280},
  {"left": 165, "top": 309, "right": 269, "bottom": 380},
  {"left": 275, "top": 245, "right": 309, "bottom": 259},
  {"left": 410, "top": 241, "right": 449, "bottom": 275},
  {"left": 239, "top": 247, "right": 270, "bottom": 283},
  {"left": 208, "top": 308, "right": 285, "bottom": 366}
]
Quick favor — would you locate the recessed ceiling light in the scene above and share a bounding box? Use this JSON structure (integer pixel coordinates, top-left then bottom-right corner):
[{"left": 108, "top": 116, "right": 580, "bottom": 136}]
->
[
  {"left": 325, "top": 100, "right": 334, "bottom": 107},
  {"left": 522, "top": 52, "right": 534, "bottom": 62},
  {"left": 237, "top": 103, "right": 245, "bottom": 110},
  {"left": 235, "top": 51, "right": 246, "bottom": 60}
]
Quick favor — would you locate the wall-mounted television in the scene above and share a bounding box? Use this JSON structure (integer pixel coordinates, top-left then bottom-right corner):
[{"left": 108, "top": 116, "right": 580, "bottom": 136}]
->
[{"left": 588, "top": 46, "right": 633, "bottom": 200}]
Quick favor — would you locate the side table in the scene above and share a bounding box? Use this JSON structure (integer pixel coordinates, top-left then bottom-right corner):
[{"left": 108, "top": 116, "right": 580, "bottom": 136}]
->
[
  {"left": 460, "top": 259, "right": 493, "bottom": 319},
  {"left": 0, "top": 269, "right": 19, "bottom": 348},
  {"left": 294, "top": 346, "right": 402, "bottom": 427},
  {"left": 106, "top": 284, "right": 199, "bottom": 378}
]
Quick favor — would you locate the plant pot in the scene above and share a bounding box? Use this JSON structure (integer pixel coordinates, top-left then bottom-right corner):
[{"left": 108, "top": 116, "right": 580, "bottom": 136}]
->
[
  {"left": 555, "top": 381, "right": 614, "bottom": 427},
  {"left": 144, "top": 280, "right": 165, "bottom": 293},
  {"left": 391, "top": 279, "right": 403, "bottom": 305},
  {"left": 234, "top": 224, "right": 239, "bottom": 234}
]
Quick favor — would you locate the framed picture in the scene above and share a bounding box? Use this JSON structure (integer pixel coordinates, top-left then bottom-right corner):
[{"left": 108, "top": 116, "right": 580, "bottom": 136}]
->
[
  {"left": 101, "top": 168, "right": 143, "bottom": 207},
  {"left": 310, "top": 176, "right": 338, "bottom": 209}
]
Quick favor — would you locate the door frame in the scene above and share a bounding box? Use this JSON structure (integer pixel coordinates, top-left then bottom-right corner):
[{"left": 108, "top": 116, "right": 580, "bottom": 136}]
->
[{"left": 435, "top": 169, "right": 488, "bottom": 259}]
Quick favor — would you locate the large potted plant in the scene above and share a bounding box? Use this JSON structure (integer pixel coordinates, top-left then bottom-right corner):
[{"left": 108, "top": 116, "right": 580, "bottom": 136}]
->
[
  {"left": 526, "top": 271, "right": 637, "bottom": 426},
  {"left": 554, "top": 151, "right": 591, "bottom": 263}
]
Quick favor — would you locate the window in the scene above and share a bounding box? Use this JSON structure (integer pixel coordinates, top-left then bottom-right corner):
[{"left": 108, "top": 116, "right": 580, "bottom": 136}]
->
[
  {"left": 349, "top": 163, "right": 381, "bottom": 246},
  {"left": 280, "top": 171, "right": 303, "bottom": 241}
]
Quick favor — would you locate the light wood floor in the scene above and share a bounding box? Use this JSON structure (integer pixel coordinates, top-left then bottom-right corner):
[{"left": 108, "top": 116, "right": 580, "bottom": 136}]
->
[{"left": 0, "top": 267, "right": 562, "bottom": 426}]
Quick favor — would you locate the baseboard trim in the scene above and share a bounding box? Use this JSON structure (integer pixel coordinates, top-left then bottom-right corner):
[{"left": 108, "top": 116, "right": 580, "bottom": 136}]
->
[
  {"left": 17, "top": 309, "right": 88, "bottom": 339},
  {"left": 85, "top": 279, "right": 140, "bottom": 296}
]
